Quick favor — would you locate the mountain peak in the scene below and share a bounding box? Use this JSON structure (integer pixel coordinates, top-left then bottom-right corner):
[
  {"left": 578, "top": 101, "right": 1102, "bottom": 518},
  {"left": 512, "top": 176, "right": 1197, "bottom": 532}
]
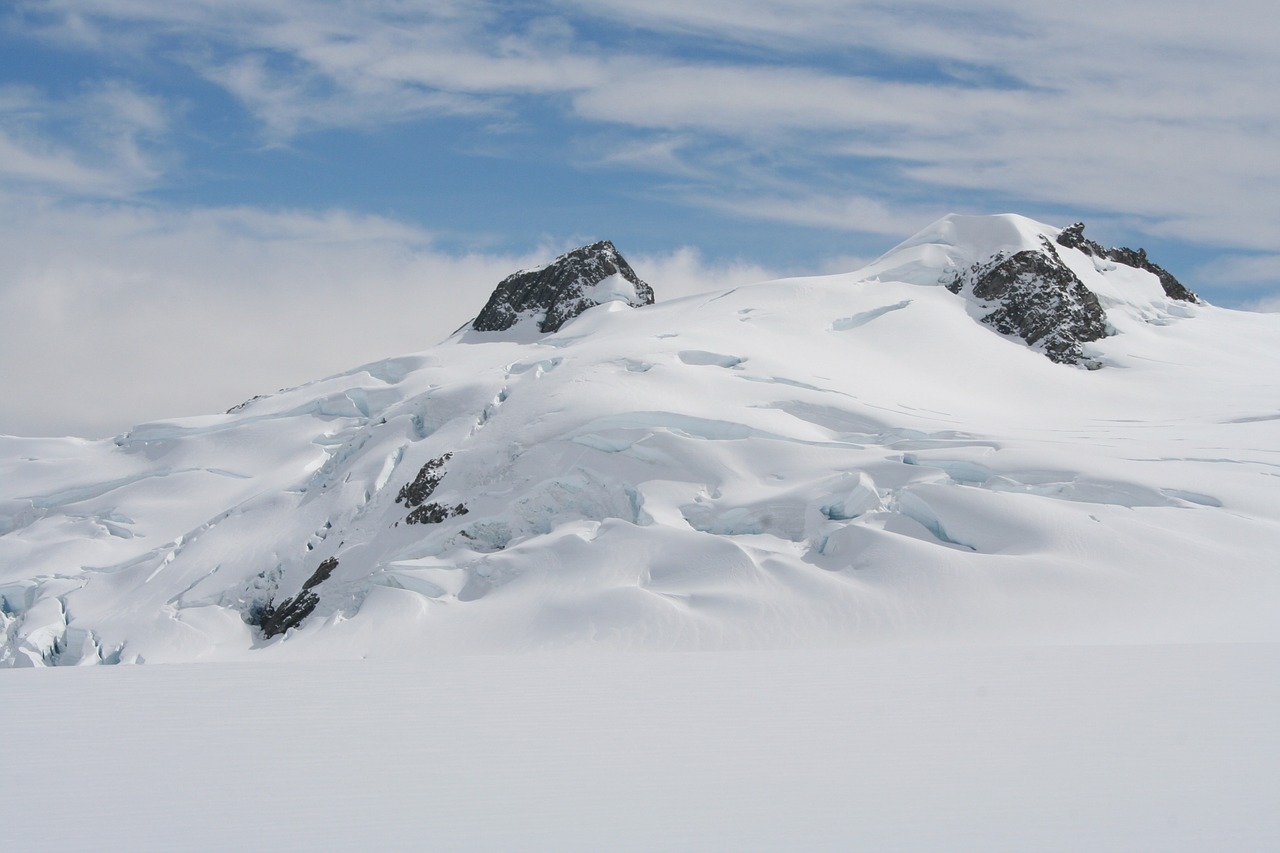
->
[
  {"left": 470, "top": 240, "right": 655, "bottom": 334},
  {"left": 855, "top": 213, "right": 1198, "bottom": 366},
  {"left": 945, "top": 234, "right": 1109, "bottom": 366}
]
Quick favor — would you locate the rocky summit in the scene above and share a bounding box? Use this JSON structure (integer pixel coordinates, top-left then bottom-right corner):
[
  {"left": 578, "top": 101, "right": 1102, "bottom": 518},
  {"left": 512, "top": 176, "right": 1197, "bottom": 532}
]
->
[
  {"left": 947, "top": 235, "right": 1110, "bottom": 366},
  {"left": 470, "top": 240, "right": 655, "bottom": 333}
]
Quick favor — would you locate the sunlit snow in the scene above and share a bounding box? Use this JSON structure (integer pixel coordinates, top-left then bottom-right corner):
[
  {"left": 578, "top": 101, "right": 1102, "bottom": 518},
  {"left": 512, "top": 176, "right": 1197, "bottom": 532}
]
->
[{"left": 3, "top": 214, "right": 1278, "bottom": 850}]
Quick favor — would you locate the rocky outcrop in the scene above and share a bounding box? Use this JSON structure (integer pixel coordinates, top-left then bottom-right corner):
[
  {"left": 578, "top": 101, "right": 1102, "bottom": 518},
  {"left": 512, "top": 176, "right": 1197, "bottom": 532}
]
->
[
  {"left": 396, "top": 453, "right": 467, "bottom": 525},
  {"left": 1056, "top": 222, "right": 1198, "bottom": 302},
  {"left": 471, "top": 240, "right": 654, "bottom": 333},
  {"left": 949, "top": 237, "right": 1109, "bottom": 366},
  {"left": 255, "top": 557, "right": 338, "bottom": 639}
]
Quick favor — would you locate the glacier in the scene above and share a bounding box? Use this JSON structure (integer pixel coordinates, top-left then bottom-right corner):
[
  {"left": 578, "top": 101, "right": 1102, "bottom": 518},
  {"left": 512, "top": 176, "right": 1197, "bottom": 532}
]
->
[{"left": 3, "top": 213, "right": 1277, "bottom": 665}]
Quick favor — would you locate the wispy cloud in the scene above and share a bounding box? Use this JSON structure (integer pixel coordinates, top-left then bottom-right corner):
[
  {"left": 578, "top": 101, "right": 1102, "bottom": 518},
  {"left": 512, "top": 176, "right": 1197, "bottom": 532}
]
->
[
  {"left": 12, "top": 0, "right": 1280, "bottom": 253},
  {"left": 1192, "top": 254, "right": 1280, "bottom": 291},
  {"left": 1240, "top": 294, "right": 1280, "bottom": 313},
  {"left": 683, "top": 189, "right": 930, "bottom": 237},
  {"left": 0, "top": 81, "right": 171, "bottom": 195}
]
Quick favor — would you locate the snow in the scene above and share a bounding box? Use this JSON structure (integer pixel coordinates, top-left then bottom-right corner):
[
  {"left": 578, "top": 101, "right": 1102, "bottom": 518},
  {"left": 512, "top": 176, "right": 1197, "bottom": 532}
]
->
[
  {"left": 579, "top": 270, "right": 641, "bottom": 305},
  {"left": 3, "top": 644, "right": 1279, "bottom": 851},
  {"left": 861, "top": 212, "right": 1057, "bottom": 281},
  {"left": 4, "top": 212, "right": 1280, "bottom": 847}
]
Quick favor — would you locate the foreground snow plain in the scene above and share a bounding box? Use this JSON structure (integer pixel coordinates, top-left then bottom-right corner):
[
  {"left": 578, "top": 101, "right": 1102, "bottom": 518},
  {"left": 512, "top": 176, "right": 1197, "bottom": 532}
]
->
[
  {"left": 4, "top": 644, "right": 1279, "bottom": 851},
  {"left": 3, "top": 214, "right": 1279, "bottom": 848}
]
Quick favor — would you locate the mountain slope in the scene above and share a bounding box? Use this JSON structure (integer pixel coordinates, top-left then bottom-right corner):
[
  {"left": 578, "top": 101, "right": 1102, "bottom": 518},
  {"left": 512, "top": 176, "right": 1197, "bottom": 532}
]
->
[{"left": 3, "top": 214, "right": 1279, "bottom": 665}]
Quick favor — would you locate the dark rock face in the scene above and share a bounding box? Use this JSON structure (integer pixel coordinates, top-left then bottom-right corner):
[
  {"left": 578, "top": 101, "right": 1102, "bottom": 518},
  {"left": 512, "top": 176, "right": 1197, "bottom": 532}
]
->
[
  {"left": 1057, "top": 223, "right": 1198, "bottom": 302},
  {"left": 396, "top": 453, "right": 451, "bottom": 507},
  {"left": 406, "top": 502, "right": 468, "bottom": 525},
  {"left": 471, "top": 240, "right": 654, "bottom": 333},
  {"left": 256, "top": 557, "right": 338, "bottom": 639},
  {"left": 949, "top": 237, "right": 1109, "bottom": 366},
  {"left": 396, "top": 453, "right": 467, "bottom": 525}
]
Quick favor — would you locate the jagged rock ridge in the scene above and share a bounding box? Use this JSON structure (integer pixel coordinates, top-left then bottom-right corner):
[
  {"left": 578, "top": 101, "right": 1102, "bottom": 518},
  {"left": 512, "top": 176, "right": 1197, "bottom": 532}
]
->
[
  {"left": 253, "top": 557, "right": 339, "bottom": 639},
  {"left": 471, "top": 240, "right": 655, "bottom": 333},
  {"left": 948, "top": 236, "right": 1109, "bottom": 366},
  {"left": 1056, "top": 223, "right": 1198, "bottom": 303}
]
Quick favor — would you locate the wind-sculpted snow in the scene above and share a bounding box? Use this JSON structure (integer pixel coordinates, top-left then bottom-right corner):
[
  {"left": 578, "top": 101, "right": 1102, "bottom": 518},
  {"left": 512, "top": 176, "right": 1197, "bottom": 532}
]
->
[{"left": 3, "top": 213, "right": 1280, "bottom": 665}]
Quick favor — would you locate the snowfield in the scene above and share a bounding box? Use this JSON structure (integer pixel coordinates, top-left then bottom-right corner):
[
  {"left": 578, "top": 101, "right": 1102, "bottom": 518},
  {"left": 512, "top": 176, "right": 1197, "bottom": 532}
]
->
[
  {"left": 3, "top": 213, "right": 1279, "bottom": 849},
  {"left": 4, "top": 645, "right": 1279, "bottom": 852},
  {"left": 3, "top": 213, "right": 1277, "bottom": 662}
]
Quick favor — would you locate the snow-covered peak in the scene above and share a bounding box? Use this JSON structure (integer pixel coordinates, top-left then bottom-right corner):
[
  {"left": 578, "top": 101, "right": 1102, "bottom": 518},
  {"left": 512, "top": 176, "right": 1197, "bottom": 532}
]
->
[
  {"left": 3, "top": 214, "right": 1276, "bottom": 667},
  {"left": 469, "top": 240, "right": 654, "bottom": 335},
  {"left": 856, "top": 213, "right": 1056, "bottom": 286},
  {"left": 897, "top": 212, "right": 1058, "bottom": 263},
  {"left": 848, "top": 213, "right": 1199, "bottom": 366}
]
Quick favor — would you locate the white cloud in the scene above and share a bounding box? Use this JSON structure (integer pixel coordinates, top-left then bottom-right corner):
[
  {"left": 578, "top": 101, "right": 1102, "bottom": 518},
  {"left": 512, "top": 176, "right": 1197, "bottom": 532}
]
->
[
  {"left": 682, "top": 189, "right": 932, "bottom": 238},
  {"left": 0, "top": 81, "right": 171, "bottom": 195},
  {"left": 558, "top": 1, "right": 1280, "bottom": 248},
  {"left": 14, "top": 0, "right": 1280, "bottom": 254},
  {"left": 1192, "top": 255, "right": 1280, "bottom": 290},
  {"left": 0, "top": 199, "right": 510, "bottom": 437},
  {"left": 1240, "top": 294, "right": 1280, "bottom": 313},
  {"left": 629, "top": 246, "right": 778, "bottom": 301}
]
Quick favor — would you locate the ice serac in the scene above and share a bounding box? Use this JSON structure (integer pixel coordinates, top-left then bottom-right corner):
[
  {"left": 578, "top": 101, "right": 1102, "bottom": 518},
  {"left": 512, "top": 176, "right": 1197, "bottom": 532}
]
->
[{"left": 470, "top": 240, "right": 654, "bottom": 333}]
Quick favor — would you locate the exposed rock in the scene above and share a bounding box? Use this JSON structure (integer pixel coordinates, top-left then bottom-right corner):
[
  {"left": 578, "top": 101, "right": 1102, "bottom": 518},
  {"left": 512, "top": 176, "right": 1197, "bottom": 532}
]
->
[
  {"left": 256, "top": 557, "right": 338, "bottom": 639},
  {"left": 396, "top": 453, "right": 467, "bottom": 525},
  {"left": 406, "top": 502, "right": 469, "bottom": 525},
  {"left": 1055, "top": 222, "right": 1108, "bottom": 257},
  {"left": 471, "top": 240, "right": 654, "bottom": 333},
  {"left": 396, "top": 453, "right": 451, "bottom": 508},
  {"left": 1057, "top": 222, "right": 1198, "bottom": 302},
  {"left": 950, "top": 237, "right": 1109, "bottom": 366},
  {"left": 226, "top": 395, "right": 267, "bottom": 414}
]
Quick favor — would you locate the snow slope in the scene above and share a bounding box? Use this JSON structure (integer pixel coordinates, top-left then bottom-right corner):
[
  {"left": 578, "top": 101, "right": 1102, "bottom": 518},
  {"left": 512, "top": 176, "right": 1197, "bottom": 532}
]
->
[{"left": 3, "top": 214, "right": 1279, "bottom": 665}]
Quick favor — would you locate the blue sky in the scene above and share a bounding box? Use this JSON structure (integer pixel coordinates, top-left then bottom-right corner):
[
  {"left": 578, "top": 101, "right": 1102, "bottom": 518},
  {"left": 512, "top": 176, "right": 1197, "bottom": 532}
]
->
[{"left": 2, "top": 0, "right": 1278, "bottom": 436}]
